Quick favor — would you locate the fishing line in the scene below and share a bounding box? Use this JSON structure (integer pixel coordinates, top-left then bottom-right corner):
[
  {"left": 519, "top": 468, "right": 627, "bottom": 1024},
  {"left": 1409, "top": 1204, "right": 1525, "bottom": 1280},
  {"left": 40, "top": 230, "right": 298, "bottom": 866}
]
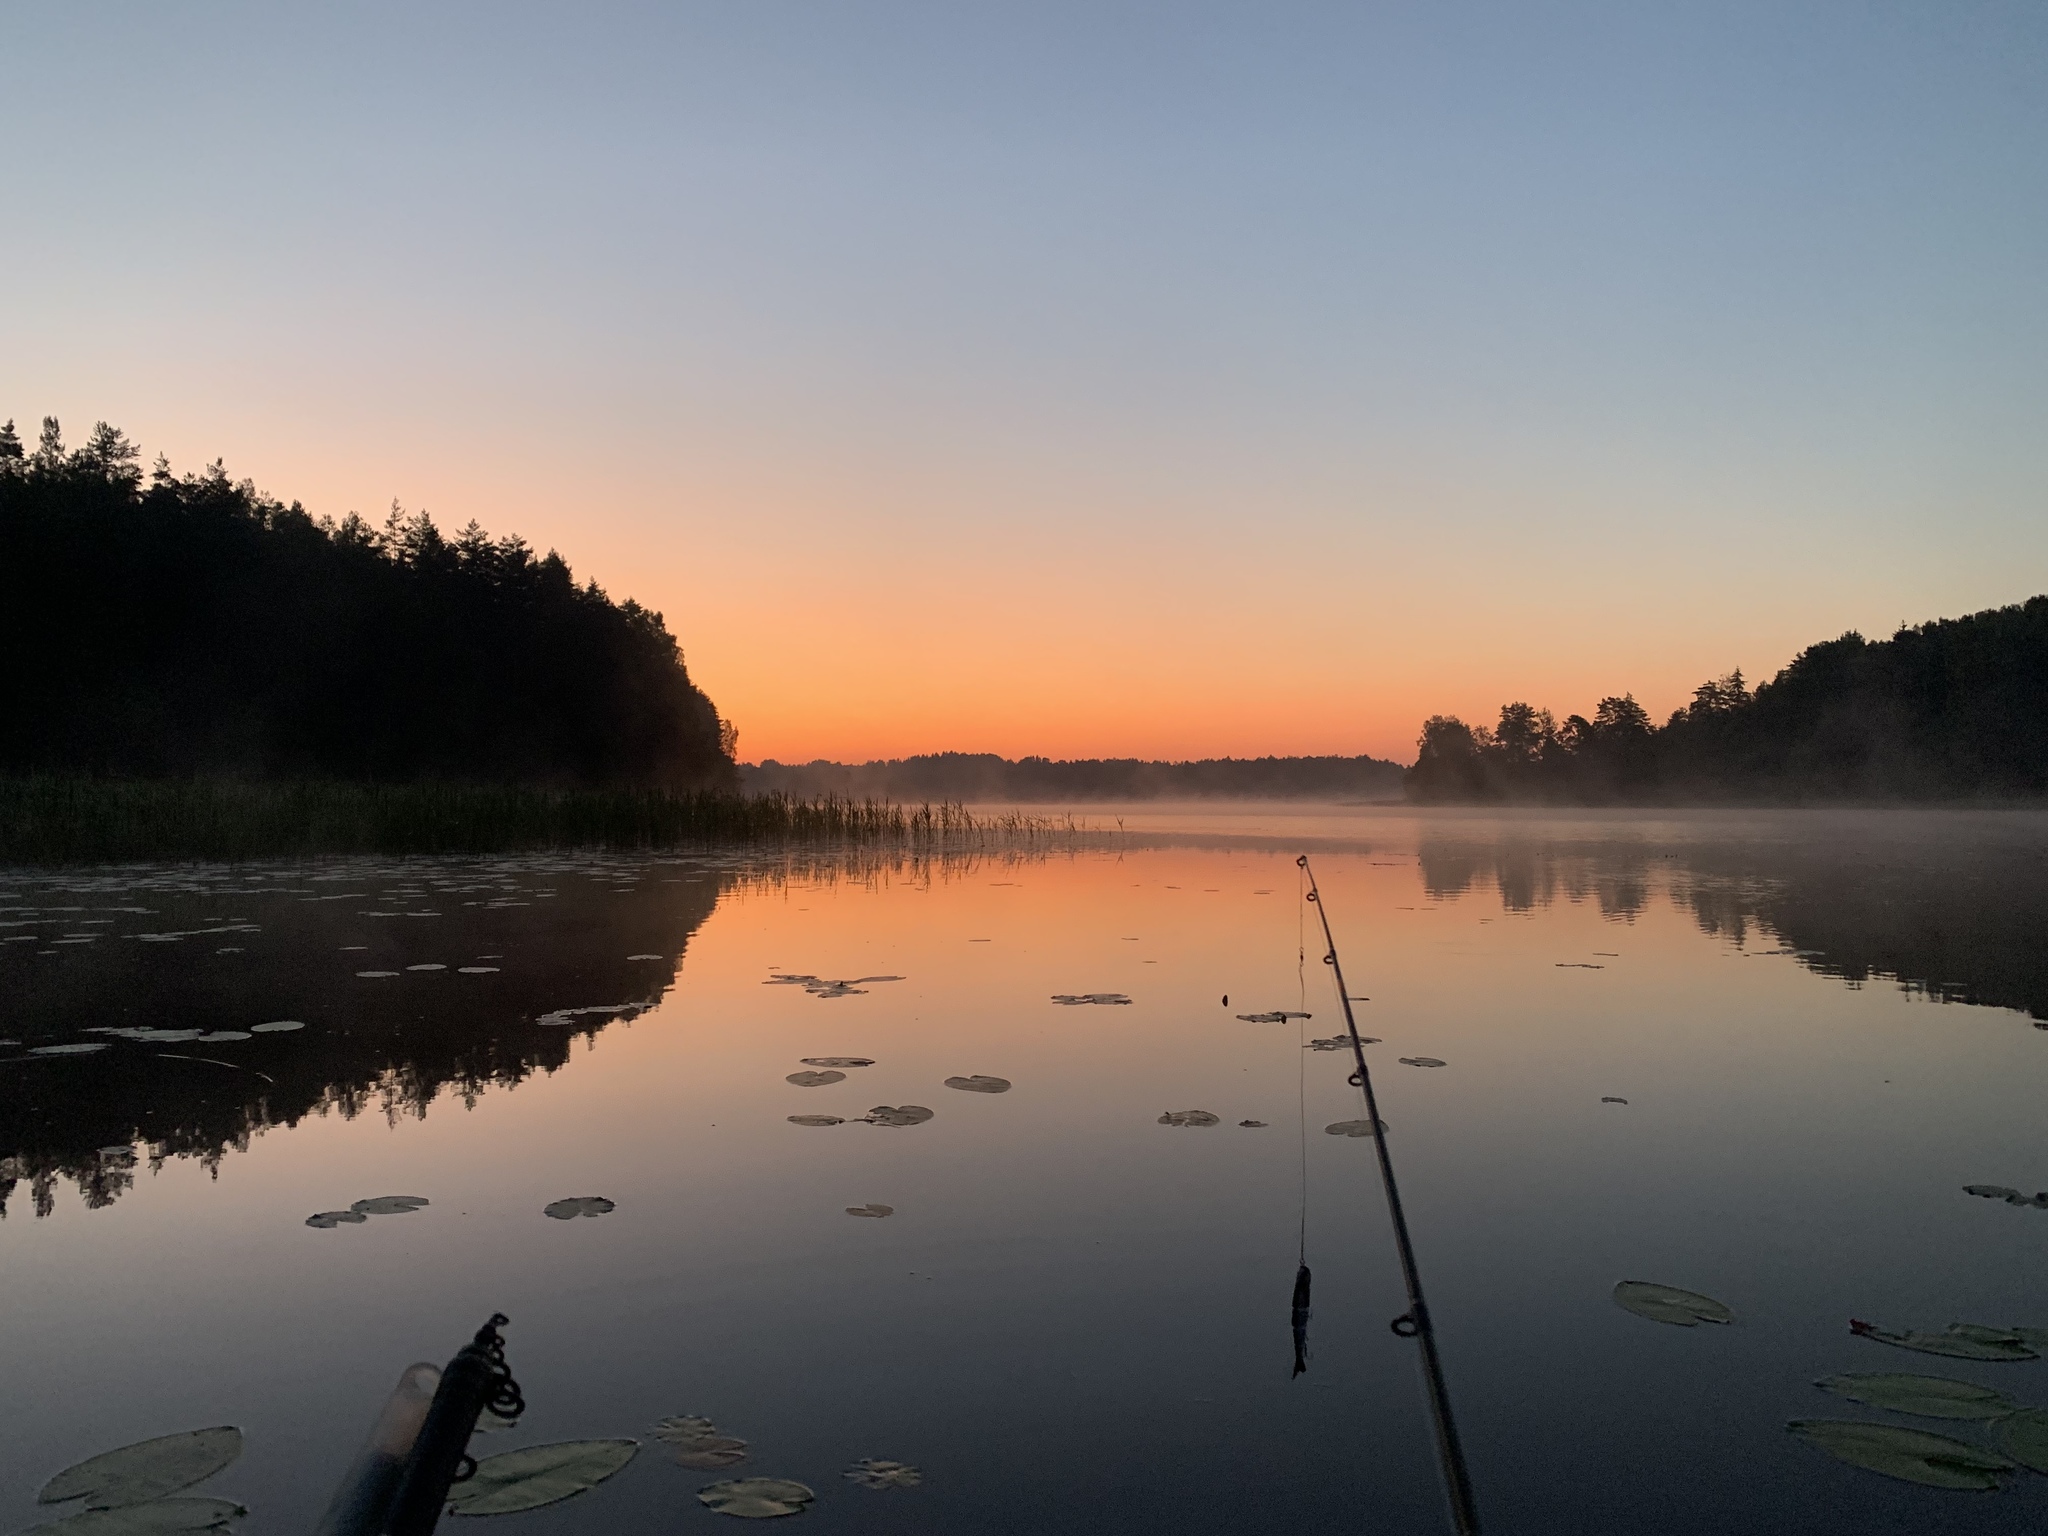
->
[
  {"left": 1298, "top": 854, "right": 1481, "bottom": 1536},
  {"left": 1291, "top": 857, "right": 1312, "bottom": 1378}
]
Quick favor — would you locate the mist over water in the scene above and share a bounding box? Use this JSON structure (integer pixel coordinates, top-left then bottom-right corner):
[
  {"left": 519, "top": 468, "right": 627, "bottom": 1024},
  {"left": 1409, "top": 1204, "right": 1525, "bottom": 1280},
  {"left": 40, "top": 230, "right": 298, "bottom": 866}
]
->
[{"left": 5, "top": 806, "right": 2047, "bottom": 1534}]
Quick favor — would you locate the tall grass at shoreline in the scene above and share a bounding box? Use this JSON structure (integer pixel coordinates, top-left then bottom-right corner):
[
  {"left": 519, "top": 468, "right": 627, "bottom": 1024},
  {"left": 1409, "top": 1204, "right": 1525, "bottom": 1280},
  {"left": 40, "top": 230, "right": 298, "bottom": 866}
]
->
[{"left": 0, "top": 778, "right": 1074, "bottom": 864}]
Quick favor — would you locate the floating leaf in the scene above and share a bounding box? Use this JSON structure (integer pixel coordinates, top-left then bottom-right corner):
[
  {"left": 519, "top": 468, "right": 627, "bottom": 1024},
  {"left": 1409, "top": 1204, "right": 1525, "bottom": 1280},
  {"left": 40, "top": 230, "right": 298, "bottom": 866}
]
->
[
  {"left": 1236, "top": 1011, "right": 1312, "bottom": 1024},
  {"left": 1398, "top": 1057, "right": 1446, "bottom": 1068},
  {"left": 351, "top": 1195, "right": 429, "bottom": 1217},
  {"left": 628, "top": 954, "right": 661, "bottom": 961},
  {"left": 1613, "top": 1282, "right": 1732, "bottom": 1326},
  {"left": 944, "top": 1075, "right": 1010, "bottom": 1093},
  {"left": 192, "top": 1033, "right": 250, "bottom": 1043},
  {"left": 858, "top": 1105, "right": 933, "bottom": 1127},
  {"left": 1815, "top": 1374, "right": 2019, "bottom": 1420},
  {"left": 247, "top": 1021, "right": 303, "bottom": 1033},
  {"left": 1787, "top": 1420, "right": 2013, "bottom": 1489},
  {"left": 674, "top": 1437, "right": 749, "bottom": 1469},
  {"left": 845, "top": 1203, "right": 894, "bottom": 1218},
  {"left": 29, "top": 1044, "right": 108, "bottom": 1056},
  {"left": 1159, "top": 1110, "right": 1220, "bottom": 1128},
  {"left": 355, "top": 970, "right": 399, "bottom": 978},
  {"left": 652, "top": 1417, "right": 718, "bottom": 1443},
  {"left": 1324, "top": 1118, "right": 1387, "bottom": 1138},
  {"left": 543, "top": 1196, "right": 616, "bottom": 1220},
  {"left": 1306, "top": 1036, "right": 1375, "bottom": 1052},
  {"left": 1851, "top": 1320, "right": 2039, "bottom": 1361},
  {"left": 305, "top": 1211, "right": 368, "bottom": 1229},
  {"left": 785, "top": 1070, "right": 845, "bottom": 1088},
  {"left": 696, "top": 1478, "right": 814, "bottom": 1519},
  {"left": 1601, "top": 1096, "right": 1629, "bottom": 1104},
  {"left": 787, "top": 1116, "right": 844, "bottom": 1127},
  {"left": 39, "top": 1429, "right": 243, "bottom": 1510},
  {"left": 1991, "top": 1408, "right": 2048, "bottom": 1473},
  {"left": 1239, "top": 1120, "right": 1268, "bottom": 1128},
  {"left": 445, "top": 1439, "right": 639, "bottom": 1516},
  {"left": 844, "top": 1459, "right": 921, "bottom": 1489},
  {"left": 22, "top": 1497, "right": 246, "bottom": 1535},
  {"left": 457, "top": 967, "right": 499, "bottom": 974},
  {"left": 799, "top": 1057, "right": 873, "bottom": 1069},
  {"left": 1049, "top": 993, "right": 1131, "bottom": 1006},
  {"left": 1964, "top": 1185, "right": 2022, "bottom": 1200}
]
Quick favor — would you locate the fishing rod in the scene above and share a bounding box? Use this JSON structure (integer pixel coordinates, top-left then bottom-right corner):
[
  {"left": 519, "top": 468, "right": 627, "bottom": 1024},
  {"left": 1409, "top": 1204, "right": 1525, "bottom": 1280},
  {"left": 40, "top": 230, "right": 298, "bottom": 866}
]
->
[{"left": 1297, "top": 855, "right": 1481, "bottom": 1536}]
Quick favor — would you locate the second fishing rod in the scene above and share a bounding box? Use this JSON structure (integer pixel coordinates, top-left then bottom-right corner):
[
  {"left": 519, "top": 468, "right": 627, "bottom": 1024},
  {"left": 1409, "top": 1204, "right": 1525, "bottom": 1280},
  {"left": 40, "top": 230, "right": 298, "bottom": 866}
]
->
[{"left": 1298, "top": 854, "right": 1481, "bottom": 1536}]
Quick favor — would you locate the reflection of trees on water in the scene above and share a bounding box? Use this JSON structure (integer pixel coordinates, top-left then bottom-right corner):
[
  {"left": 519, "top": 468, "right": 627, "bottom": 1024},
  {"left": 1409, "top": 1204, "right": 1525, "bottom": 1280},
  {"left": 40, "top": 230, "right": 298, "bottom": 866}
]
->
[
  {"left": 1416, "top": 819, "right": 2048, "bottom": 1025},
  {"left": 0, "top": 845, "right": 1075, "bottom": 1219}
]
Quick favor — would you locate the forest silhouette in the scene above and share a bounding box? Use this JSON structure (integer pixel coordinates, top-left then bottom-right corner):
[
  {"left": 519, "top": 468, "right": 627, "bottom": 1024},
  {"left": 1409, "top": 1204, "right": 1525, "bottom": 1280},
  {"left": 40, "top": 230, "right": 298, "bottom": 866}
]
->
[
  {"left": 1407, "top": 597, "right": 2048, "bottom": 803},
  {"left": 0, "top": 418, "right": 734, "bottom": 787}
]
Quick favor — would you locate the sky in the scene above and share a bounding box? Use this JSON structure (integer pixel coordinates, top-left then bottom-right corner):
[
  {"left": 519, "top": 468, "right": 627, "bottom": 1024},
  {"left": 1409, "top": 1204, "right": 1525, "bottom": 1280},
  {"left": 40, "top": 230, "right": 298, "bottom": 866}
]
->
[{"left": 3, "top": 2, "right": 2044, "bottom": 765}]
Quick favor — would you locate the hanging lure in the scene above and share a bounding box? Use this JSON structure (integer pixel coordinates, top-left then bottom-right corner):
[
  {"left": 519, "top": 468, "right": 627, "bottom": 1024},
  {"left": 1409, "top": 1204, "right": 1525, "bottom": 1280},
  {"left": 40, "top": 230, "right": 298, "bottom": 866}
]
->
[{"left": 1291, "top": 1263, "right": 1313, "bottom": 1377}]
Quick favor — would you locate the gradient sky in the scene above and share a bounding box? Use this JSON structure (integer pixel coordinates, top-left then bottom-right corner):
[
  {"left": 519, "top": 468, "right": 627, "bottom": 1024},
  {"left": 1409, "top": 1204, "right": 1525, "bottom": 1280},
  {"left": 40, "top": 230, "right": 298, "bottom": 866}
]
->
[{"left": 5, "top": 2, "right": 2044, "bottom": 764}]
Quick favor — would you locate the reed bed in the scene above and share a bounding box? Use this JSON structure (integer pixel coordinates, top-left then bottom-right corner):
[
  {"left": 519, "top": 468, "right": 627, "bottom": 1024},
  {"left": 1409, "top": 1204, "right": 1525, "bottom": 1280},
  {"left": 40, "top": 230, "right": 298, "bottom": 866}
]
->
[{"left": 0, "top": 778, "right": 1076, "bottom": 864}]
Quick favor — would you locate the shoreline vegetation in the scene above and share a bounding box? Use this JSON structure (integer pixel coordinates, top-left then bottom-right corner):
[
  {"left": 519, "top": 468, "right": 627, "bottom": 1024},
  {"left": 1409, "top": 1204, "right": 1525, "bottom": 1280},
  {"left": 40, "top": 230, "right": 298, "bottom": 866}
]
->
[
  {"left": 0, "top": 779, "right": 1075, "bottom": 865},
  {"left": 742, "top": 751, "right": 1405, "bottom": 801},
  {"left": 1406, "top": 596, "right": 2048, "bottom": 805}
]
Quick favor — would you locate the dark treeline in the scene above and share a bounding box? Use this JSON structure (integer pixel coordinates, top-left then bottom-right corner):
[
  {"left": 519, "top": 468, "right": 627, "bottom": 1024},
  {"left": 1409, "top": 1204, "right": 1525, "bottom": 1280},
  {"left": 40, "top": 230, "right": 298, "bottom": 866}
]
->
[
  {"left": 0, "top": 417, "right": 734, "bottom": 786},
  {"left": 742, "top": 751, "right": 1406, "bottom": 802},
  {"left": 1407, "top": 596, "right": 2048, "bottom": 803}
]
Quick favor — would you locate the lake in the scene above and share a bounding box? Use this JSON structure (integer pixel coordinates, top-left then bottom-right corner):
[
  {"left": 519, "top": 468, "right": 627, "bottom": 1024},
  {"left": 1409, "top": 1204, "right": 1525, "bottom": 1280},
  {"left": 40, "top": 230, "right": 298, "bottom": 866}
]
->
[{"left": 5, "top": 806, "right": 2048, "bottom": 1535}]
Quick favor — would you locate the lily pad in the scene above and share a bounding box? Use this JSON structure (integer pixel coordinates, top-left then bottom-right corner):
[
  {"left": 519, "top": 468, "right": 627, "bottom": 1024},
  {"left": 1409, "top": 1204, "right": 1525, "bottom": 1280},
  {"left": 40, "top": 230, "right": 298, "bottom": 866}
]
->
[
  {"left": 944, "top": 1075, "right": 1011, "bottom": 1093},
  {"left": 799, "top": 1058, "right": 874, "bottom": 1069},
  {"left": 1306, "top": 1036, "right": 1376, "bottom": 1051},
  {"left": 673, "top": 1436, "right": 749, "bottom": 1469},
  {"left": 653, "top": 1417, "right": 718, "bottom": 1442},
  {"left": 1964, "top": 1184, "right": 2022, "bottom": 1200},
  {"left": 1601, "top": 1096, "right": 1629, "bottom": 1104},
  {"left": 22, "top": 1498, "right": 246, "bottom": 1535},
  {"left": 248, "top": 1021, "right": 303, "bottom": 1033},
  {"left": 305, "top": 1210, "right": 369, "bottom": 1229},
  {"left": 1787, "top": 1420, "right": 2013, "bottom": 1489},
  {"left": 1159, "top": 1110, "right": 1220, "bottom": 1127},
  {"left": 1815, "top": 1373, "right": 2020, "bottom": 1420},
  {"left": 351, "top": 1195, "right": 429, "bottom": 1216},
  {"left": 40, "top": 1429, "right": 244, "bottom": 1510},
  {"left": 1239, "top": 1120, "right": 1268, "bottom": 1128},
  {"left": 787, "top": 1116, "right": 844, "bottom": 1127},
  {"left": 697, "top": 1478, "right": 815, "bottom": 1519},
  {"left": 846, "top": 1203, "right": 894, "bottom": 1218},
  {"left": 1324, "top": 1118, "right": 1387, "bottom": 1137},
  {"left": 1990, "top": 1408, "right": 2048, "bottom": 1473},
  {"left": 543, "top": 1196, "right": 616, "bottom": 1220},
  {"left": 1236, "top": 1011, "right": 1312, "bottom": 1024},
  {"left": 785, "top": 1071, "right": 846, "bottom": 1088},
  {"left": 1852, "top": 1320, "right": 2039, "bottom": 1361},
  {"left": 1398, "top": 1057, "right": 1446, "bottom": 1068},
  {"left": 1049, "top": 993, "right": 1131, "bottom": 1006},
  {"left": 1613, "top": 1281, "right": 1732, "bottom": 1326},
  {"left": 859, "top": 1105, "right": 933, "bottom": 1127},
  {"left": 844, "top": 1459, "right": 921, "bottom": 1489},
  {"left": 445, "top": 1439, "right": 639, "bottom": 1516},
  {"left": 29, "top": 1044, "right": 108, "bottom": 1056}
]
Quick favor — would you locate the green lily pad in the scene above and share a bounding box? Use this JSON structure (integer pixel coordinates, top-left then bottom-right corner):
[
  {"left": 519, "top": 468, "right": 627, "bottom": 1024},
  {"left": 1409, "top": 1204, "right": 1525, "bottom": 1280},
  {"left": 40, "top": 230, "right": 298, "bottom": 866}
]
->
[
  {"left": 445, "top": 1439, "right": 638, "bottom": 1516},
  {"left": 350, "top": 1196, "right": 428, "bottom": 1217},
  {"left": 787, "top": 1116, "right": 843, "bottom": 1127},
  {"left": 785, "top": 1071, "right": 845, "bottom": 1088},
  {"left": 845, "top": 1203, "right": 893, "bottom": 1218},
  {"left": 1787, "top": 1420, "right": 2014, "bottom": 1489},
  {"left": 1990, "top": 1408, "right": 2048, "bottom": 1473},
  {"left": 1324, "top": 1118, "right": 1387, "bottom": 1137},
  {"left": 305, "top": 1211, "right": 369, "bottom": 1229},
  {"left": 1398, "top": 1057, "right": 1446, "bottom": 1068},
  {"left": 843, "top": 1459, "right": 921, "bottom": 1489},
  {"left": 1814, "top": 1374, "right": 2019, "bottom": 1420},
  {"left": 1159, "top": 1110, "right": 1220, "bottom": 1128},
  {"left": 697, "top": 1478, "right": 815, "bottom": 1519},
  {"left": 799, "top": 1057, "right": 873, "bottom": 1068},
  {"left": 542, "top": 1196, "right": 615, "bottom": 1219},
  {"left": 859, "top": 1105, "right": 933, "bottom": 1127},
  {"left": 39, "top": 1429, "right": 243, "bottom": 1510},
  {"left": 944, "top": 1075, "right": 1010, "bottom": 1093},
  {"left": 23, "top": 1498, "right": 246, "bottom": 1535},
  {"left": 1613, "top": 1281, "right": 1733, "bottom": 1326},
  {"left": 1853, "top": 1321, "right": 2039, "bottom": 1361}
]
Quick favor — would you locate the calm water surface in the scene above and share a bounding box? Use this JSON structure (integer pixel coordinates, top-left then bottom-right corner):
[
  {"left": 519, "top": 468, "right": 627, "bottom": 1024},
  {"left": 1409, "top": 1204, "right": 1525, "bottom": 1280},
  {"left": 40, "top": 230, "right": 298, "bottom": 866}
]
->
[{"left": 5, "top": 807, "right": 2048, "bottom": 1535}]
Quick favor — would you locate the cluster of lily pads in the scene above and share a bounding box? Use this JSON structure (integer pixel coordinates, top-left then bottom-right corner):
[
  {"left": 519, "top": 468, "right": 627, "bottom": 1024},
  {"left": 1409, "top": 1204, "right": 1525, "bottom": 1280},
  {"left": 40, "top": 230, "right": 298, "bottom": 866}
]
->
[
  {"left": 306, "top": 1193, "right": 429, "bottom": 1228},
  {"left": 1613, "top": 1279, "right": 2048, "bottom": 1490},
  {"left": 21, "top": 1425, "right": 244, "bottom": 1536},
  {"left": 1965, "top": 1183, "right": 2048, "bottom": 1210},
  {"left": 763, "top": 973, "right": 905, "bottom": 999},
  {"left": 652, "top": 1412, "right": 922, "bottom": 1518}
]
